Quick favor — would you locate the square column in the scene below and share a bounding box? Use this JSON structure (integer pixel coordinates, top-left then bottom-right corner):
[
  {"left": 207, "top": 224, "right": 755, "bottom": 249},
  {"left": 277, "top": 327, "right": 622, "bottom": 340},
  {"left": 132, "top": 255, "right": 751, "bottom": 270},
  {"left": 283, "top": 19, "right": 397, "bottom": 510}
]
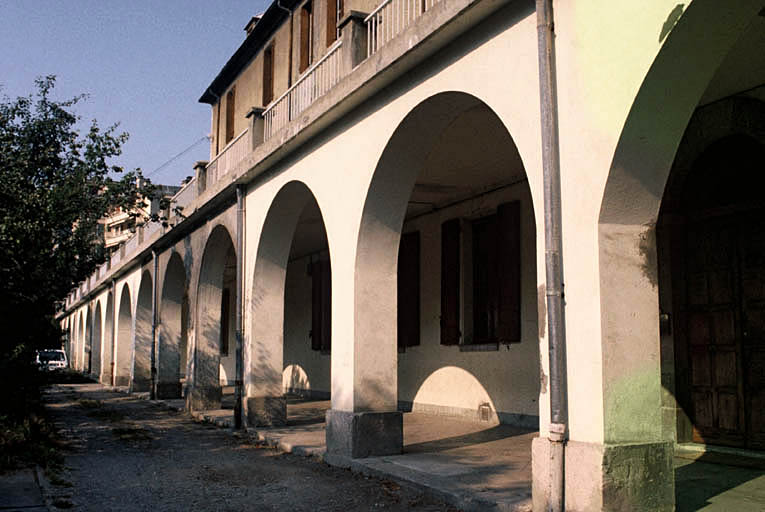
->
[
  {"left": 532, "top": 223, "right": 674, "bottom": 511},
  {"left": 325, "top": 242, "right": 403, "bottom": 459}
]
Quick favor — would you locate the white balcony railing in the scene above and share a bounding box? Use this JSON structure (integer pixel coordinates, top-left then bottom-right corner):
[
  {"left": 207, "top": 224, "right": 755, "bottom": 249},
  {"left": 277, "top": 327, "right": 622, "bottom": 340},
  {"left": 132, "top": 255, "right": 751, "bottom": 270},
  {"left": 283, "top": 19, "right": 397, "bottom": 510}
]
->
[
  {"left": 366, "top": 0, "right": 440, "bottom": 56},
  {"left": 206, "top": 128, "right": 249, "bottom": 187},
  {"left": 264, "top": 40, "right": 344, "bottom": 141},
  {"left": 171, "top": 177, "right": 197, "bottom": 211}
]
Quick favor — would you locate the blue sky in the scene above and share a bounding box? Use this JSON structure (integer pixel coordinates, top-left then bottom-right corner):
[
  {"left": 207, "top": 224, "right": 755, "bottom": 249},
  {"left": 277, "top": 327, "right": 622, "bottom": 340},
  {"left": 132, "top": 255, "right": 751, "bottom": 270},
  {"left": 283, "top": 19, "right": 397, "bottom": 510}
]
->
[{"left": 1, "top": 1, "right": 270, "bottom": 187}]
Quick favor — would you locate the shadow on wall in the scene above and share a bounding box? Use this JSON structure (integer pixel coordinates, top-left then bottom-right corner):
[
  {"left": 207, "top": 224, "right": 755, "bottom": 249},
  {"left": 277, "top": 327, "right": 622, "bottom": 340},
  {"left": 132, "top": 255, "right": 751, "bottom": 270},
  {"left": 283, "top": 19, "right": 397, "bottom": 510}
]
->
[{"left": 195, "top": 313, "right": 223, "bottom": 409}]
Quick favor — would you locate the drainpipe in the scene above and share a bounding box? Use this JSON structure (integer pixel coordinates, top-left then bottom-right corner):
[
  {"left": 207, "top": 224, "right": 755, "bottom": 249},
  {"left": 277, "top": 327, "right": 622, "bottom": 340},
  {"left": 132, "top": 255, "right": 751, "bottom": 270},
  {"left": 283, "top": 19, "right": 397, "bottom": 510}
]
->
[
  {"left": 111, "top": 279, "right": 117, "bottom": 387},
  {"left": 150, "top": 249, "right": 159, "bottom": 400},
  {"left": 536, "top": 0, "right": 567, "bottom": 511},
  {"left": 234, "top": 185, "right": 245, "bottom": 429}
]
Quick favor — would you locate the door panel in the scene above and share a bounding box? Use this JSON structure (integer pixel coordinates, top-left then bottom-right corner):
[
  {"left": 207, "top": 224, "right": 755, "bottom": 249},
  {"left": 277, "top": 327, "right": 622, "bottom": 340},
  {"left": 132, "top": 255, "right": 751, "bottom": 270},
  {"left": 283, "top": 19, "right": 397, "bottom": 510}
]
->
[
  {"left": 685, "top": 221, "right": 744, "bottom": 446},
  {"left": 740, "top": 218, "right": 765, "bottom": 448}
]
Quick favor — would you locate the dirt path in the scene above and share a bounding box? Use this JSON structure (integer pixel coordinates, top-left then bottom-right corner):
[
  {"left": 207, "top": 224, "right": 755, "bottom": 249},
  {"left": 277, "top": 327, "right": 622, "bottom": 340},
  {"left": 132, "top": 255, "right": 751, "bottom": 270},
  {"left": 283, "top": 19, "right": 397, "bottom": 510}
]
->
[{"left": 42, "top": 383, "right": 457, "bottom": 512}]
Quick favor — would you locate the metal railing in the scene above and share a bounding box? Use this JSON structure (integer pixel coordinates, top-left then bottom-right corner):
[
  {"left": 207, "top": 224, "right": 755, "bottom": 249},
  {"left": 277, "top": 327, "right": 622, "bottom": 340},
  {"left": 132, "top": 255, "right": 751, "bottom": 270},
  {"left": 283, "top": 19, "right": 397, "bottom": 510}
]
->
[
  {"left": 206, "top": 128, "right": 249, "bottom": 187},
  {"left": 366, "top": 0, "right": 440, "bottom": 56},
  {"left": 264, "top": 40, "right": 344, "bottom": 140}
]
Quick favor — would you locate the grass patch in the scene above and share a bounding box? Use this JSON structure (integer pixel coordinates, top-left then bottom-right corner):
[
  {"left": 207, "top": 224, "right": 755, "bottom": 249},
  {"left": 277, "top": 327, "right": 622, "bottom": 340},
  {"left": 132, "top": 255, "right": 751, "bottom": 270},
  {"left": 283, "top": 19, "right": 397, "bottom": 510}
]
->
[{"left": 0, "top": 412, "right": 64, "bottom": 473}]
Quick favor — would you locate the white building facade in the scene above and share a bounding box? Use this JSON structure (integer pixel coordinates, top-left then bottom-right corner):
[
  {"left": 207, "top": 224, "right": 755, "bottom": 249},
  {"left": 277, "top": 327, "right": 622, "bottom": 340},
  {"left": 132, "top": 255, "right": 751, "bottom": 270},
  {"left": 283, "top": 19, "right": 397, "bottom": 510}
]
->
[{"left": 60, "top": 1, "right": 765, "bottom": 509}]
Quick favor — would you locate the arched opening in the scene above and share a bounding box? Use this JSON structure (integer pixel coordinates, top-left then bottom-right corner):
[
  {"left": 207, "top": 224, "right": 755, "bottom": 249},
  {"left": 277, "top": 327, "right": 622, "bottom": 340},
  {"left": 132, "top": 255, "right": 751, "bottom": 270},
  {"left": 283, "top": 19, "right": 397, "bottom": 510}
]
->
[
  {"left": 78, "top": 311, "right": 85, "bottom": 372},
  {"left": 597, "top": 3, "right": 765, "bottom": 507},
  {"left": 102, "top": 292, "right": 114, "bottom": 385},
  {"left": 248, "top": 181, "right": 332, "bottom": 426},
  {"left": 66, "top": 318, "right": 73, "bottom": 366},
  {"left": 657, "top": 99, "right": 765, "bottom": 454},
  {"left": 192, "top": 225, "right": 236, "bottom": 411},
  {"left": 134, "top": 271, "right": 153, "bottom": 392},
  {"left": 333, "top": 91, "right": 539, "bottom": 458},
  {"left": 74, "top": 312, "right": 82, "bottom": 371},
  {"left": 85, "top": 307, "right": 93, "bottom": 375},
  {"left": 115, "top": 284, "right": 133, "bottom": 387},
  {"left": 159, "top": 252, "right": 189, "bottom": 399},
  {"left": 92, "top": 302, "right": 103, "bottom": 380}
]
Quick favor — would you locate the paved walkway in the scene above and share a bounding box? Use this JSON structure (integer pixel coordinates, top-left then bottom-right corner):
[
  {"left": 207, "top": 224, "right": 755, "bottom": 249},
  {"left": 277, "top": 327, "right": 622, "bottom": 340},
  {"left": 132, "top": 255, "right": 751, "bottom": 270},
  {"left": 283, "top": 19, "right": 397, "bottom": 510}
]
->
[
  {"left": 14, "top": 381, "right": 763, "bottom": 511},
  {"left": 185, "top": 397, "right": 534, "bottom": 510}
]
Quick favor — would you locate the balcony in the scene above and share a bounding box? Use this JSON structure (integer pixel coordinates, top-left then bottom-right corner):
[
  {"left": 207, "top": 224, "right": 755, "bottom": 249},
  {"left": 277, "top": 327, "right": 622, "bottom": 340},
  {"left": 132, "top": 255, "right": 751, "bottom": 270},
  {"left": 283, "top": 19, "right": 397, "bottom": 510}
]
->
[
  {"left": 263, "top": 40, "right": 344, "bottom": 141},
  {"left": 206, "top": 128, "right": 250, "bottom": 188},
  {"left": 63, "top": 0, "right": 492, "bottom": 314},
  {"left": 366, "top": 0, "right": 442, "bottom": 55}
]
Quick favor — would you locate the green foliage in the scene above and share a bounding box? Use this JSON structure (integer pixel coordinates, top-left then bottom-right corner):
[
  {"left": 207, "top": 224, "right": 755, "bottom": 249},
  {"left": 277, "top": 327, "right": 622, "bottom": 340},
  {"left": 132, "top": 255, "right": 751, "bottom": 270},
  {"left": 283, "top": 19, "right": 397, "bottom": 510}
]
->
[{"left": 0, "top": 76, "right": 155, "bottom": 360}]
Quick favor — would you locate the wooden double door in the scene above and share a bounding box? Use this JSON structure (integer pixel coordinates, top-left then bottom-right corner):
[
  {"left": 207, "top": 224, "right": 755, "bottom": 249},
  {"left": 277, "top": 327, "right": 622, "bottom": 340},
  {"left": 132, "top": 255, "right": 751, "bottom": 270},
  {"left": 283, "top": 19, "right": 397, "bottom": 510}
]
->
[{"left": 680, "top": 211, "right": 765, "bottom": 449}]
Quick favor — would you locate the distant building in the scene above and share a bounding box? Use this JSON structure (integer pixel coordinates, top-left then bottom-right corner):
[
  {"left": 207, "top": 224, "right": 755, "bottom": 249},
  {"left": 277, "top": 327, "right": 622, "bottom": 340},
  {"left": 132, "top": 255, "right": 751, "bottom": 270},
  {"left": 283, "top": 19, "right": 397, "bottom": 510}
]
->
[{"left": 101, "top": 183, "right": 180, "bottom": 255}]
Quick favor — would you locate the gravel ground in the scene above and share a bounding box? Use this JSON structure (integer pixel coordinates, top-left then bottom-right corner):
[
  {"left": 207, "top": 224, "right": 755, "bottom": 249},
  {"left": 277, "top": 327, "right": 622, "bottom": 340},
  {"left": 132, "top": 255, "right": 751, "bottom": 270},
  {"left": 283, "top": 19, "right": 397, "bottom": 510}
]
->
[{"left": 42, "top": 384, "right": 458, "bottom": 512}]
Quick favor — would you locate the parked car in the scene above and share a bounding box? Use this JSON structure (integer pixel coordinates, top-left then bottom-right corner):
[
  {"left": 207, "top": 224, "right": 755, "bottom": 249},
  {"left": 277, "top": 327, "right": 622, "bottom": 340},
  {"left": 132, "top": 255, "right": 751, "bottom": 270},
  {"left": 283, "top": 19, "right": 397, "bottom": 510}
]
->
[{"left": 36, "top": 349, "right": 68, "bottom": 371}]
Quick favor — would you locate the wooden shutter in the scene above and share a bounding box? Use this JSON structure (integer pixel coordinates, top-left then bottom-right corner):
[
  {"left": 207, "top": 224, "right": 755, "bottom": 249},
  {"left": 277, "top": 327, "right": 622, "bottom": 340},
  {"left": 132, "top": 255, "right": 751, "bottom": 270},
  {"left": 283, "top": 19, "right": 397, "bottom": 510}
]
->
[
  {"left": 262, "top": 45, "right": 274, "bottom": 105},
  {"left": 496, "top": 201, "right": 521, "bottom": 343},
  {"left": 398, "top": 231, "right": 420, "bottom": 348},
  {"left": 300, "top": 1, "right": 312, "bottom": 73},
  {"left": 326, "top": 0, "right": 338, "bottom": 46},
  {"left": 311, "top": 260, "right": 331, "bottom": 351},
  {"left": 472, "top": 215, "right": 498, "bottom": 344},
  {"left": 225, "top": 87, "right": 236, "bottom": 144},
  {"left": 311, "top": 261, "right": 322, "bottom": 351},
  {"left": 441, "top": 219, "right": 461, "bottom": 345},
  {"left": 214, "top": 102, "right": 221, "bottom": 155},
  {"left": 220, "top": 288, "right": 230, "bottom": 356},
  {"left": 321, "top": 260, "right": 331, "bottom": 351}
]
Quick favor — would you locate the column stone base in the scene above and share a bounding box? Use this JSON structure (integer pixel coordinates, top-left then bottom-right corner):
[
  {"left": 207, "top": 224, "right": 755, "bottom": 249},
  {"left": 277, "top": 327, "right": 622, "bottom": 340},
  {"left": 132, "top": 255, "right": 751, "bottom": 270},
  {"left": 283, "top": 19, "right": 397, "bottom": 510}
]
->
[
  {"left": 156, "top": 382, "right": 182, "bottom": 399},
  {"left": 114, "top": 375, "right": 131, "bottom": 387},
  {"left": 325, "top": 409, "right": 402, "bottom": 459},
  {"left": 532, "top": 437, "right": 674, "bottom": 511},
  {"left": 246, "top": 396, "right": 287, "bottom": 426},
  {"left": 187, "top": 385, "right": 222, "bottom": 411},
  {"left": 132, "top": 377, "right": 151, "bottom": 393}
]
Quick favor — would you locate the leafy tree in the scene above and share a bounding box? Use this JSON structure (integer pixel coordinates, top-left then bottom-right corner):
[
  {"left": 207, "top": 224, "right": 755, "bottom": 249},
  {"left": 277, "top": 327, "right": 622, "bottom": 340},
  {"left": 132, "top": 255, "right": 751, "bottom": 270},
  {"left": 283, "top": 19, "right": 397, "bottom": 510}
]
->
[{"left": 0, "top": 76, "right": 154, "bottom": 367}]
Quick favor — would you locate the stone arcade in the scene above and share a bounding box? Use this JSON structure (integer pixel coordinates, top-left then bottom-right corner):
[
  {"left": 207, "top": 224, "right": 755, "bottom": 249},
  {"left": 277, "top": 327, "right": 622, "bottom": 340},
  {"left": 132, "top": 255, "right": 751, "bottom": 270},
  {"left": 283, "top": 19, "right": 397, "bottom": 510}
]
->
[{"left": 60, "top": 1, "right": 765, "bottom": 510}]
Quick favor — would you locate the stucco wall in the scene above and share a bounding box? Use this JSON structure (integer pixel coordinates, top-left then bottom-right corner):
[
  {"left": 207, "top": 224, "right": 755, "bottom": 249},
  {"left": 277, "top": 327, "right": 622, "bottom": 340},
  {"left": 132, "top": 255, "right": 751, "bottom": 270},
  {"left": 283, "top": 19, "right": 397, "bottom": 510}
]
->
[
  {"left": 282, "top": 252, "right": 332, "bottom": 396},
  {"left": 397, "top": 183, "right": 539, "bottom": 423}
]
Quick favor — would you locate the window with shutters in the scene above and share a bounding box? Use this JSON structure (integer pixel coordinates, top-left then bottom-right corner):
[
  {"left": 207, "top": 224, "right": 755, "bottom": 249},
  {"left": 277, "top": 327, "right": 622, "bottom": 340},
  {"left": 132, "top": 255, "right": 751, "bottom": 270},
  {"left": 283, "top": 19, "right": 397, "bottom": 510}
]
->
[
  {"left": 398, "top": 231, "right": 420, "bottom": 350},
  {"left": 225, "top": 87, "right": 236, "bottom": 144},
  {"left": 310, "top": 259, "right": 331, "bottom": 352},
  {"left": 262, "top": 44, "right": 274, "bottom": 106},
  {"left": 440, "top": 201, "right": 521, "bottom": 347},
  {"left": 299, "top": 1, "right": 313, "bottom": 74},
  {"left": 220, "top": 288, "right": 230, "bottom": 356},
  {"left": 326, "top": 0, "right": 339, "bottom": 46}
]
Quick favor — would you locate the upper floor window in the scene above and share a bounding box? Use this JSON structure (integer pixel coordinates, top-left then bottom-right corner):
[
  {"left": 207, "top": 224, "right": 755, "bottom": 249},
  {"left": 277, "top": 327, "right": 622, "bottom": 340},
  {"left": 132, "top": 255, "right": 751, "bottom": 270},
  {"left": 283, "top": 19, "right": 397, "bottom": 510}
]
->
[
  {"left": 263, "top": 44, "right": 274, "bottom": 105},
  {"left": 327, "top": 0, "right": 339, "bottom": 46},
  {"left": 225, "top": 86, "right": 236, "bottom": 144},
  {"left": 299, "top": 0, "right": 313, "bottom": 73}
]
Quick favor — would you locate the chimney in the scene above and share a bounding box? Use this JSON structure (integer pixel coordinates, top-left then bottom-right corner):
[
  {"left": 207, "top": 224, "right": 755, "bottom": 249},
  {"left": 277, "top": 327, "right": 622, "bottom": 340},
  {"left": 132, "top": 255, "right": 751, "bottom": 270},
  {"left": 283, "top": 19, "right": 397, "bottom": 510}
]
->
[{"left": 244, "top": 15, "right": 262, "bottom": 36}]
